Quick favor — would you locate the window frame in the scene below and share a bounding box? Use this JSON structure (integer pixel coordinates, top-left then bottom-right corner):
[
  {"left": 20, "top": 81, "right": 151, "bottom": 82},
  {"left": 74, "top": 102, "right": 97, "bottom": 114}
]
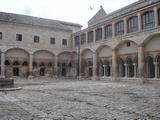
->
[{"left": 16, "top": 34, "right": 22, "bottom": 41}]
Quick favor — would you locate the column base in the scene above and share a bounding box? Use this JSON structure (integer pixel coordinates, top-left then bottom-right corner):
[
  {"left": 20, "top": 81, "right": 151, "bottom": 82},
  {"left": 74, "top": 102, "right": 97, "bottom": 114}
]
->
[
  {"left": 92, "top": 76, "right": 98, "bottom": 81},
  {"left": 112, "top": 77, "right": 120, "bottom": 82},
  {"left": 28, "top": 75, "right": 33, "bottom": 79},
  {"left": 0, "top": 75, "right": 5, "bottom": 78},
  {"left": 137, "top": 77, "right": 148, "bottom": 84}
]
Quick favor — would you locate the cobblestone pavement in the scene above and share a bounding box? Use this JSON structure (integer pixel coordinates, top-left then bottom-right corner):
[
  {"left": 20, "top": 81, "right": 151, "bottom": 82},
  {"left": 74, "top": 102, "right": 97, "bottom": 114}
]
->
[{"left": 0, "top": 78, "right": 160, "bottom": 120}]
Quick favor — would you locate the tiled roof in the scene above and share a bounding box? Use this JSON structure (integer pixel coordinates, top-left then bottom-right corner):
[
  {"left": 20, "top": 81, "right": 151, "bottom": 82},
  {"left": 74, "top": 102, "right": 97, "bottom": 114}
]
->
[{"left": 0, "top": 12, "right": 81, "bottom": 30}]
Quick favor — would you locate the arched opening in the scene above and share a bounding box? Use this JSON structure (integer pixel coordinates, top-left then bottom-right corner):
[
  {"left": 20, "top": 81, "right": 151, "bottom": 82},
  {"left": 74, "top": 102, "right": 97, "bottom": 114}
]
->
[
  {"left": 118, "top": 58, "right": 125, "bottom": 77},
  {"left": 156, "top": 55, "right": 160, "bottom": 78},
  {"left": 146, "top": 56, "right": 155, "bottom": 78},
  {"left": 5, "top": 60, "right": 10, "bottom": 66},
  {"left": 126, "top": 58, "right": 134, "bottom": 77},
  {"left": 22, "top": 61, "right": 28, "bottom": 66},
  {"left": 33, "top": 50, "right": 54, "bottom": 77},
  {"left": 39, "top": 62, "right": 45, "bottom": 76},
  {"left": 5, "top": 48, "right": 29, "bottom": 78},
  {"left": 102, "top": 60, "right": 111, "bottom": 77},
  {"left": 13, "top": 61, "right": 20, "bottom": 76}
]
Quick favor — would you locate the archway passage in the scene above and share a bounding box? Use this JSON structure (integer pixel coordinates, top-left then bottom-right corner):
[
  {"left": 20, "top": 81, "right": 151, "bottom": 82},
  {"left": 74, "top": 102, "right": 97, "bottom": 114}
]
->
[
  {"left": 5, "top": 48, "right": 29, "bottom": 78},
  {"left": 33, "top": 50, "right": 54, "bottom": 77},
  {"left": 96, "top": 45, "right": 112, "bottom": 78},
  {"left": 146, "top": 56, "right": 155, "bottom": 78}
]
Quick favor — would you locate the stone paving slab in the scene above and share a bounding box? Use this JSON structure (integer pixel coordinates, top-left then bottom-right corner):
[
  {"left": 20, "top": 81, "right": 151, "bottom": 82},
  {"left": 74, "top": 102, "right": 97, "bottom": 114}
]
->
[{"left": 0, "top": 78, "right": 160, "bottom": 120}]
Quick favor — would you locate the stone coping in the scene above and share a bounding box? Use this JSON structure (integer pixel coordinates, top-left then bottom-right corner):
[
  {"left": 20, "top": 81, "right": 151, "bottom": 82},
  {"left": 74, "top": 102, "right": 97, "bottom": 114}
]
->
[{"left": 0, "top": 87, "right": 22, "bottom": 91}]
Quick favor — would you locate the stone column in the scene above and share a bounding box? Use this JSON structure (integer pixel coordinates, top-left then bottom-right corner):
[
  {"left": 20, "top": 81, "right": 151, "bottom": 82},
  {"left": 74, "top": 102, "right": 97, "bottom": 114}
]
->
[
  {"left": 112, "top": 50, "right": 118, "bottom": 81},
  {"left": 102, "top": 26, "right": 105, "bottom": 40},
  {"left": 109, "top": 64, "right": 112, "bottom": 77},
  {"left": 138, "top": 13, "right": 142, "bottom": 31},
  {"left": 112, "top": 22, "right": 115, "bottom": 38},
  {"left": 92, "top": 52, "right": 97, "bottom": 80},
  {"left": 138, "top": 45, "right": 146, "bottom": 83},
  {"left": 1, "top": 52, "right": 5, "bottom": 78},
  {"left": 54, "top": 55, "right": 58, "bottom": 77},
  {"left": 85, "top": 31, "right": 88, "bottom": 46},
  {"left": 93, "top": 29, "right": 96, "bottom": 43},
  {"left": 124, "top": 64, "right": 128, "bottom": 78},
  {"left": 133, "top": 63, "right": 137, "bottom": 78},
  {"left": 28, "top": 53, "right": 33, "bottom": 78},
  {"left": 124, "top": 17, "right": 127, "bottom": 35},
  {"left": 154, "top": 7, "right": 158, "bottom": 27},
  {"left": 103, "top": 65, "right": 106, "bottom": 77},
  {"left": 154, "top": 62, "right": 158, "bottom": 79}
]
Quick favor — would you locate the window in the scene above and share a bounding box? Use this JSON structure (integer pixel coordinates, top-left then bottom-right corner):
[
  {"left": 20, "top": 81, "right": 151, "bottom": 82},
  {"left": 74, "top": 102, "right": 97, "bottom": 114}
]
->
[
  {"left": 0, "top": 32, "right": 2, "bottom": 40},
  {"left": 81, "top": 33, "right": 86, "bottom": 45},
  {"left": 74, "top": 36, "right": 79, "bottom": 47},
  {"left": 62, "top": 39, "right": 67, "bottom": 46},
  {"left": 115, "top": 20, "right": 124, "bottom": 36},
  {"left": 126, "top": 42, "right": 131, "bottom": 47},
  {"left": 95, "top": 28, "right": 102, "bottom": 41},
  {"left": 16, "top": 34, "right": 22, "bottom": 41},
  {"left": 158, "top": 9, "right": 160, "bottom": 25},
  {"left": 104, "top": 25, "right": 112, "bottom": 39},
  {"left": 127, "top": 16, "right": 138, "bottom": 33},
  {"left": 50, "top": 37, "right": 55, "bottom": 44},
  {"left": 87, "top": 31, "right": 93, "bottom": 43},
  {"left": 141, "top": 11, "right": 155, "bottom": 29},
  {"left": 34, "top": 36, "right": 39, "bottom": 43}
]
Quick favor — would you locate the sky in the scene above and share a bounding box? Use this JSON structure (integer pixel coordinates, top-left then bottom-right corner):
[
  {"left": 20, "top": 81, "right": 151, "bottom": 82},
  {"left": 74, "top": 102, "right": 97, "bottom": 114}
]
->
[{"left": 0, "top": 0, "right": 138, "bottom": 28}]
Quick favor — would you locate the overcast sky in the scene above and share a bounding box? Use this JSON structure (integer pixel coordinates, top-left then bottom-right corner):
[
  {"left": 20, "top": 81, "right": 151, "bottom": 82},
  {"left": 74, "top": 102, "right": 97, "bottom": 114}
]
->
[{"left": 0, "top": 0, "right": 138, "bottom": 28}]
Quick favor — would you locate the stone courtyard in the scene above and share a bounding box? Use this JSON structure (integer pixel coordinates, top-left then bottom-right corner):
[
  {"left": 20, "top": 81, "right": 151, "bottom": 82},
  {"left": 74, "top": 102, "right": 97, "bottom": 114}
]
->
[{"left": 0, "top": 78, "right": 160, "bottom": 120}]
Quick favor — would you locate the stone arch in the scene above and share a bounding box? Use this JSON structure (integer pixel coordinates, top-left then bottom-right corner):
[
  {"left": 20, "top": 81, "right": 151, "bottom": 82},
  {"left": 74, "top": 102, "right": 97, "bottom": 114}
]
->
[
  {"left": 96, "top": 45, "right": 112, "bottom": 57},
  {"left": 5, "top": 48, "right": 29, "bottom": 59},
  {"left": 33, "top": 50, "right": 55, "bottom": 77},
  {"left": 58, "top": 51, "right": 76, "bottom": 77}
]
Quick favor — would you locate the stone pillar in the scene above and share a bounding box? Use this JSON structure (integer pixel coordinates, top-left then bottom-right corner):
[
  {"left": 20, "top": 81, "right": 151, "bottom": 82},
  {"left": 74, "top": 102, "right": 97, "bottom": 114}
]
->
[
  {"left": 103, "top": 65, "right": 105, "bottom": 77},
  {"left": 102, "top": 26, "right": 105, "bottom": 40},
  {"left": 1, "top": 52, "right": 5, "bottom": 78},
  {"left": 54, "top": 55, "right": 58, "bottom": 77},
  {"left": 92, "top": 52, "right": 97, "bottom": 80},
  {"left": 138, "top": 45, "right": 146, "bottom": 83},
  {"left": 93, "top": 29, "right": 96, "bottom": 43},
  {"left": 109, "top": 64, "right": 112, "bottom": 77},
  {"left": 154, "top": 62, "right": 158, "bottom": 79},
  {"left": 124, "top": 64, "right": 128, "bottom": 78},
  {"left": 112, "top": 22, "right": 115, "bottom": 38},
  {"left": 28, "top": 53, "right": 33, "bottom": 78},
  {"left": 138, "top": 13, "right": 142, "bottom": 31},
  {"left": 158, "top": 63, "right": 160, "bottom": 78},
  {"left": 133, "top": 63, "right": 137, "bottom": 78},
  {"left": 85, "top": 31, "right": 88, "bottom": 46},
  {"left": 112, "top": 50, "right": 118, "bottom": 81},
  {"left": 154, "top": 7, "right": 158, "bottom": 27},
  {"left": 124, "top": 17, "right": 127, "bottom": 35}
]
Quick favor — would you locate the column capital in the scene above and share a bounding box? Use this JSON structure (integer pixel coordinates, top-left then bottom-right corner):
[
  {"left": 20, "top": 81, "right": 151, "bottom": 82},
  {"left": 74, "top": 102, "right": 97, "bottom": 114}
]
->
[{"left": 154, "top": 62, "right": 158, "bottom": 65}]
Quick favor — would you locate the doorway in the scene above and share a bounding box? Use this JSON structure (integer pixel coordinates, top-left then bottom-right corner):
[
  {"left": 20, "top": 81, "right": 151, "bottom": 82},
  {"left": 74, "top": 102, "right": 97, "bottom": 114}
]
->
[
  {"left": 13, "top": 67, "right": 19, "bottom": 76},
  {"left": 40, "top": 68, "right": 45, "bottom": 76}
]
